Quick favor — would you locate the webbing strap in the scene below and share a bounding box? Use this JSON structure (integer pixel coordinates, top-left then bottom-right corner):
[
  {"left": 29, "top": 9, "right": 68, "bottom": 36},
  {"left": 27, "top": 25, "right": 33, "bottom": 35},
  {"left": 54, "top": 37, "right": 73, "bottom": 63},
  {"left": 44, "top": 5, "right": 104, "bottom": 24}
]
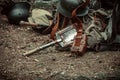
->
[
  {"left": 71, "top": 0, "right": 90, "bottom": 32},
  {"left": 61, "top": 17, "right": 69, "bottom": 29},
  {"left": 72, "top": 0, "right": 90, "bottom": 17},
  {"left": 50, "top": 13, "right": 60, "bottom": 39},
  {"left": 50, "top": 13, "right": 69, "bottom": 39},
  {"left": 71, "top": 0, "right": 90, "bottom": 55}
]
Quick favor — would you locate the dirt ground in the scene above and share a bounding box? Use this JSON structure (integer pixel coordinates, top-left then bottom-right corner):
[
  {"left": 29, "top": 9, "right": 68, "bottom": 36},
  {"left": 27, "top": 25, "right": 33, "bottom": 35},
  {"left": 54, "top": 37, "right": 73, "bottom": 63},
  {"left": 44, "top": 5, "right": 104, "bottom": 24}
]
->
[{"left": 0, "top": 15, "right": 120, "bottom": 80}]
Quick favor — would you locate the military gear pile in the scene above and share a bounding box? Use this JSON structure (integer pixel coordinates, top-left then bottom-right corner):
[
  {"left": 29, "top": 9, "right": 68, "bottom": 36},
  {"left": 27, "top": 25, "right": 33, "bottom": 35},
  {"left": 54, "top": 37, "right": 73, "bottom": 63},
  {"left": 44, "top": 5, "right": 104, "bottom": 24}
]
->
[
  {"left": 1, "top": 0, "right": 118, "bottom": 56},
  {"left": 46, "top": 0, "right": 114, "bottom": 56}
]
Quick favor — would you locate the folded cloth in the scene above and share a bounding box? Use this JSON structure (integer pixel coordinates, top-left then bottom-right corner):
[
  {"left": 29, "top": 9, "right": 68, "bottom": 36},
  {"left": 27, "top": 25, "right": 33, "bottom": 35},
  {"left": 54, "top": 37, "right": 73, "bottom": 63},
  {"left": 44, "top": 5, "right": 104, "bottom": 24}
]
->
[{"left": 28, "top": 9, "right": 53, "bottom": 27}]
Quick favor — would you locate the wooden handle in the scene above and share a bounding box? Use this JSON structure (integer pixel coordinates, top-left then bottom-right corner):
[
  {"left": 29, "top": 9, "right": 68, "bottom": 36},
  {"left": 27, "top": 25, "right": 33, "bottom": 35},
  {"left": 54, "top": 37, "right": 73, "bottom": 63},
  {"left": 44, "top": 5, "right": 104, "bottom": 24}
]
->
[
  {"left": 20, "top": 21, "right": 38, "bottom": 26},
  {"left": 23, "top": 39, "right": 62, "bottom": 56}
]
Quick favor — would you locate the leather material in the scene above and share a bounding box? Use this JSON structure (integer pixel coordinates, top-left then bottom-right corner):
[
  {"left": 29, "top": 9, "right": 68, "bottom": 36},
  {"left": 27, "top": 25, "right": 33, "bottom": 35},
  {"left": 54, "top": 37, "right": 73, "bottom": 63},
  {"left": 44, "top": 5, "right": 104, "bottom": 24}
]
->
[
  {"left": 71, "top": 34, "right": 87, "bottom": 56},
  {"left": 70, "top": 0, "right": 89, "bottom": 56}
]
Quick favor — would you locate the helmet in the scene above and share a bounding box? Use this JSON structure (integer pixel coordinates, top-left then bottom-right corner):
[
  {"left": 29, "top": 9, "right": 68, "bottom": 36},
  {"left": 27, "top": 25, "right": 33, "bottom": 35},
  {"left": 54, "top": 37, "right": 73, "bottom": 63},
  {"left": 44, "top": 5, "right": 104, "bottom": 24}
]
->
[
  {"left": 57, "top": 0, "right": 89, "bottom": 17},
  {"left": 7, "top": 2, "right": 30, "bottom": 25}
]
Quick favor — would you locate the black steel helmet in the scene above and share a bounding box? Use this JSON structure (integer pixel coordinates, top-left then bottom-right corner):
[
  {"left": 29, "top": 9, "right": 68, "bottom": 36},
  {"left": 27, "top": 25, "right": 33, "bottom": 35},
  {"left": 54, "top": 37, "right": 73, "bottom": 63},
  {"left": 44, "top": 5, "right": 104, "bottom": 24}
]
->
[
  {"left": 7, "top": 2, "right": 30, "bottom": 25},
  {"left": 57, "top": 0, "right": 89, "bottom": 17}
]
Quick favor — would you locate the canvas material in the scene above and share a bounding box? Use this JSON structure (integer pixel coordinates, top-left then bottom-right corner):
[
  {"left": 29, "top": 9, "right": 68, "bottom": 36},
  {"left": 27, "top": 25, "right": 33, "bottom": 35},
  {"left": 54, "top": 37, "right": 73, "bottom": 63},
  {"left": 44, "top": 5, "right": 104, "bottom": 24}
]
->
[{"left": 28, "top": 9, "right": 52, "bottom": 27}]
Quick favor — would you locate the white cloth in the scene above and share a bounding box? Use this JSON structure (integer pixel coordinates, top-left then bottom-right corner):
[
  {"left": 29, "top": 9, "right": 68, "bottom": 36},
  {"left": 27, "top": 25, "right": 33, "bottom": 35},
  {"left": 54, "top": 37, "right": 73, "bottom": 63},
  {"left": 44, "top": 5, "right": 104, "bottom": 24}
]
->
[{"left": 28, "top": 9, "right": 52, "bottom": 27}]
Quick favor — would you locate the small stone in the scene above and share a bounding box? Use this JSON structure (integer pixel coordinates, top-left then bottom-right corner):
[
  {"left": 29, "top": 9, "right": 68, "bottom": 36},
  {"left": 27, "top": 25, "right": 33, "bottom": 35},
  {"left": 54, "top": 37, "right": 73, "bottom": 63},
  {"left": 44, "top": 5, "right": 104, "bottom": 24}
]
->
[
  {"left": 34, "top": 59, "right": 39, "bottom": 62},
  {"left": 61, "top": 71, "right": 65, "bottom": 75},
  {"left": 98, "top": 60, "right": 102, "bottom": 63},
  {"left": 52, "top": 58, "right": 56, "bottom": 61}
]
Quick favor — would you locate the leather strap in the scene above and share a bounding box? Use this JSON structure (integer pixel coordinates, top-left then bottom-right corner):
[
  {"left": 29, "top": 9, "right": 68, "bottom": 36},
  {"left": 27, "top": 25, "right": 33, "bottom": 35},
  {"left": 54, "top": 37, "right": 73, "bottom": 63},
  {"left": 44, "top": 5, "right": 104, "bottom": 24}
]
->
[
  {"left": 71, "top": 0, "right": 90, "bottom": 55},
  {"left": 50, "top": 13, "right": 60, "bottom": 39},
  {"left": 42, "top": 12, "right": 58, "bottom": 35},
  {"left": 61, "top": 17, "right": 69, "bottom": 29},
  {"left": 50, "top": 13, "right": 69, "bottom": 39},
  {"left": 71, "top": 0, "right": 90, "bottom": 17}
]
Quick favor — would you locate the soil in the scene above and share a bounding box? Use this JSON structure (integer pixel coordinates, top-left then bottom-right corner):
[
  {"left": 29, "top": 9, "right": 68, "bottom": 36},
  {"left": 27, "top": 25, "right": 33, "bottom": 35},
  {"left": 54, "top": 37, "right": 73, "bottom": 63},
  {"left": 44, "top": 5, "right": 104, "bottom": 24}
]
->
[{"left": 0, "top": 15, "right": 120, "bottom": 80}]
